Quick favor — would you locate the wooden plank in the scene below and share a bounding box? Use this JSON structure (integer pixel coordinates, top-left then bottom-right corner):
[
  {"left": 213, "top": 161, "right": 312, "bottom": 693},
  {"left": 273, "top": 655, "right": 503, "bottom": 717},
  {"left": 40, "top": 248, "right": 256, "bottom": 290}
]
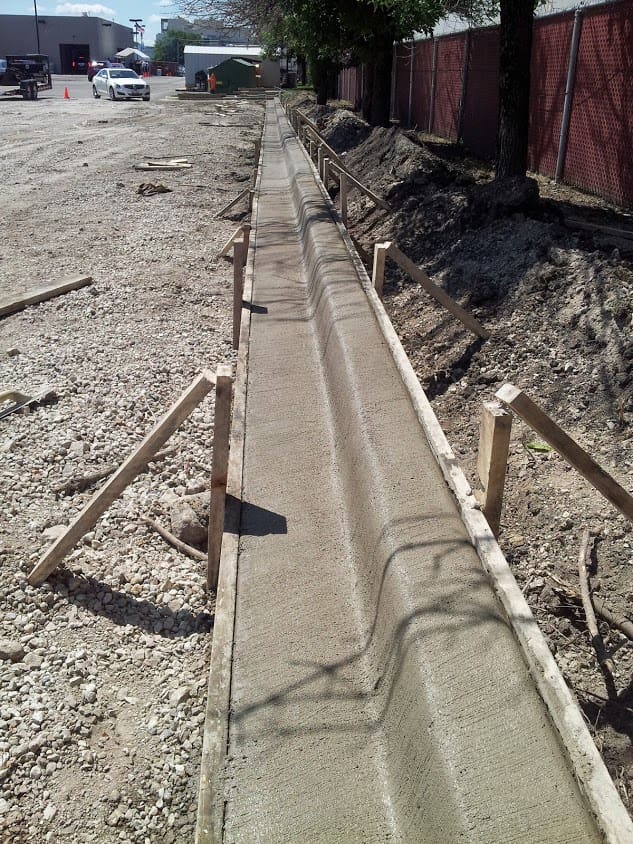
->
[
  {"left": 322, "top": 156, "right": 330, "bottom": 188},
  {"left": 207, "top": 365, "right": 233, "bottom": 591},
  {"left": 496, "top": 383, "right": 633, "bottom": 521},
  {"left": 372, "top": 242, "right": 391, "bottom": 298},
  {"left": 0, "top": 276, "right": 93, "bottom": 318},
  {"left": 565, "top": 218, "right": 633, "bottom": 241},
  {"left": 476, "top": 400, "right": 512, "bottom": 536},
  {"left": 387, "top": 243, "right": 489, "bottom": 339},
  {"left": 232, "top": 238, "right": 245, "bottom": 350},
  {"left": 27, "top": 371, "right": 216, "bottom": 586},
  {"left": 328, "top": 160, "right": 390, "bottom": 211},
  {"left": 214, "top": 187, "right": 249, "bottom": 219},
  {"left": 217, "top": 225, "right": 244, "bottom": 259},
  {"left": 340, "top": 171, "right": 348, "bottom": 227}
]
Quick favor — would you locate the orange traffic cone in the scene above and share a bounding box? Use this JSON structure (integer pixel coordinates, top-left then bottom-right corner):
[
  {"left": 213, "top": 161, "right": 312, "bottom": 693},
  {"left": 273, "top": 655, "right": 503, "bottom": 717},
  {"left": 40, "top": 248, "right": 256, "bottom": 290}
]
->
[{"left": 64, "top": 86, "right": 70, "bottom": 99}]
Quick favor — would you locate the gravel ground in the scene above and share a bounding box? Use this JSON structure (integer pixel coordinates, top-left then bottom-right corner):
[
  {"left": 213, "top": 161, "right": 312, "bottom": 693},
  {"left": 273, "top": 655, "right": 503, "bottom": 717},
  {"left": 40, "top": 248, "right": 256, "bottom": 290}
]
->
[{"left": 0, "top": 87, "right": 263, "bottom": 843}]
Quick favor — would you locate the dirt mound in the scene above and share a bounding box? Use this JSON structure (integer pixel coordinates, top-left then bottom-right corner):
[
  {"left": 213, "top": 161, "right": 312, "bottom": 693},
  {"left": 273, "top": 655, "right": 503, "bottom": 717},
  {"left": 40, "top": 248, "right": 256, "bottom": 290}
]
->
[
  {"left": 319, "top": 109, "right": 371, "bottom": 153},
  {"left": 301, "top": 95, "right": 633, "bottom": 814}
]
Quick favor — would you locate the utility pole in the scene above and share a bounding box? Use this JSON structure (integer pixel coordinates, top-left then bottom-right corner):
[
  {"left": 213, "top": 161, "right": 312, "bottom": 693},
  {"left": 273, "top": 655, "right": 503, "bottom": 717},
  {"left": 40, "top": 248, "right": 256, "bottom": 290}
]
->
[
  {"left": 33, "top": 0, "right": 41, "bottom": 53},
  {"left": 129, "top": 19, "right": 143, "bottom": 51}
]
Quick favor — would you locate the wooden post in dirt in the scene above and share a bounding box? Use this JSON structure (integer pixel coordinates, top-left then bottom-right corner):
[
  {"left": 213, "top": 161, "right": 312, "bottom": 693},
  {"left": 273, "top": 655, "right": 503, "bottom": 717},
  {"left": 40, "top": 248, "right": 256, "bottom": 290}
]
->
[
  {"left": 476, "top": 400, "right": 512, "bottom": 536},
  {"left": 232, "top": 238, "right": 246, "bottom": 350},
  {"left": 496, "top": 383, "right": 633, "bottom": 521},
  {"left": 28, "top": 371, "right": 216, "bottom": 586},
  {"left": 248, "top": 189, "right": 254, "bottom": 212},
  {"left": 241, "top": 223, "right": 251, "bottom": 253},
  {"left": 340, "top": 171, "right": 348, "bottom": 226},
  {"left": 208, "top": 366, "right": 233, "bottom": 592},
  {"left": 372, "top": 242, "right": 391, "bottom": 299},
  {"left": 322, "top": 156, "right": 330, "bottom": 188},
  {"left": 254, "top": 137, "right": 261, "bottom": 163}
]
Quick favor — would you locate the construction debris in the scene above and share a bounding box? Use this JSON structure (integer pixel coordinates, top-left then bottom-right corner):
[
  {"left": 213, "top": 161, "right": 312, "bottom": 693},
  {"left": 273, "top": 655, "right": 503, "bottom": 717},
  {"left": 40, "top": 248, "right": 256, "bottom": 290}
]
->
[
  {"left": 137, "top": 182, "right": 172, "bottom": 196},
  {"left": 0, "top": 387, "right": 58, "bottom": 420}
]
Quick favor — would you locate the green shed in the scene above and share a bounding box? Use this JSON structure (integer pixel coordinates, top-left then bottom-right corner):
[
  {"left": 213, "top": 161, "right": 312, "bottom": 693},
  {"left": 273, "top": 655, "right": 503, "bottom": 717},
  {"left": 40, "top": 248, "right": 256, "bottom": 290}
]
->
[{"left": 209, "top": 57, "right": 258, "bottom": 93}]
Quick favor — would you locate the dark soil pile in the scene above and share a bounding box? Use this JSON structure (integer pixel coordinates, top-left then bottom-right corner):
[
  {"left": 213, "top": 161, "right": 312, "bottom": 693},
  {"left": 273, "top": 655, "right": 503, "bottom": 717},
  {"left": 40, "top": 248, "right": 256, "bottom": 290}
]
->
[{"left": 301, "top": 96, "right": 633, "bottom": 813}]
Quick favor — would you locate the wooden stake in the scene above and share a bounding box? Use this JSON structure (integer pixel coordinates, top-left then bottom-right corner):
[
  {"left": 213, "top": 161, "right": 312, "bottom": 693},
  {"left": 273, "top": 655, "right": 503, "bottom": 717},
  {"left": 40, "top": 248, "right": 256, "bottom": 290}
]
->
[
  {"left": 372, "top": 242, "right": 391, "bottom": 299},
  {"left": 232, "top": 238, "right": 245, "bottom": 350},
  {"left": 328, "top": 161, "right": 390, "bottom": 212},
  {"left": 28, "top": 371, "right": 216, "bottom": 585},
  {"left": 208, "top": 366, "right": 233, "bottom": 591},
  {"left": 217, "top": 225, "right": 244, "bottom": 259},
  {"left": 0, "top": 276, "right": 93, "bottom": 318},
  {"left": 248, "top": 189, "right": 254, "bottom": 212},
  {"left": 340, "top": 171, "right": 348, "bottom": 226},
  {"left": 241, "top": 223, "right": 251, "bottom": 253},
  {"left": 496, "top": 383, "right": 633, "bottom": 521},
  {"left": 577, "top": 528, "right": 617, "bottom": 699},
  {"left": 476, "top": 400, "right": 512, "bottom": 536},
  {"left": 322, "top": 156, "right": 330, "bottom": 188},
  {"left": 317, "top": 143, "right": 323, "bottom": 175},
  {"left": 214, "top": 188, "right": 249, "bottom": 219},
  {"left": 387, "top": 243, "right": 489, "bottom": 339},
  {"left": 254, "top": 137, "right": 261, "bottom": 162}
]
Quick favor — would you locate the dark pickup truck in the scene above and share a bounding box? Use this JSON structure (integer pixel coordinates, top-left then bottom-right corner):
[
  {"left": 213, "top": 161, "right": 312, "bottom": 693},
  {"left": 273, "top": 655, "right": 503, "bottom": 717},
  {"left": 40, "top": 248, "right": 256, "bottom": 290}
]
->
[{"left": 0, "top": 54, "right": 52, "bottom": 99}]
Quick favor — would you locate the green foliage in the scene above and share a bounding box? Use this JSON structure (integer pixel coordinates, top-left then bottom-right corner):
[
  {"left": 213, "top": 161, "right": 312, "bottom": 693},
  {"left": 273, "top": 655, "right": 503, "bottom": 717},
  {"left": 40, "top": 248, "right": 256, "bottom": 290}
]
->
[{"left": 153, "top": 29, "right": 202, "bottom": 63}]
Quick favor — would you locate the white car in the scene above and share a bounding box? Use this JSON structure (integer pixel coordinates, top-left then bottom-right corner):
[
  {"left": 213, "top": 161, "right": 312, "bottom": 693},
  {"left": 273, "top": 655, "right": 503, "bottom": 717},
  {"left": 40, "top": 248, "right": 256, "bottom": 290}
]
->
[{"left": 92, "top": 68, "right": 150, "bottom": 101}]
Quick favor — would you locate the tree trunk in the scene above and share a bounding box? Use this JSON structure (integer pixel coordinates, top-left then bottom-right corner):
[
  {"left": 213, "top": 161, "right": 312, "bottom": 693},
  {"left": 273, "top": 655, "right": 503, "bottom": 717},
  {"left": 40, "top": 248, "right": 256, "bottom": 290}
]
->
[
  {"left": 496, "top": 0, "right": 534, "bottom": 178},
  {"left": 312, "top": 58, "right": 329, "bottom": 105},
  {"left": 363, "top": 33, "right": 393, "bottom": 126}
]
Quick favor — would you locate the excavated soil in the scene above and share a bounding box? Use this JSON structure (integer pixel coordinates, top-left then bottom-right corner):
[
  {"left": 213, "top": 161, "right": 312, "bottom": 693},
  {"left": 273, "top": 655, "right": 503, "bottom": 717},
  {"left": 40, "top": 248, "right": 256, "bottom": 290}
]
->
[{"left": 300, "top": 95, "right": 633, "bottom": 813}]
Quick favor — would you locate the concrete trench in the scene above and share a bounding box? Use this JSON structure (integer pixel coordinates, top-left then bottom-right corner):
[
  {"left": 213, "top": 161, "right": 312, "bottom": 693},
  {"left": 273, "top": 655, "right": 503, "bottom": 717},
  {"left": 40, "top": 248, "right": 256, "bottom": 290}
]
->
[{"left": 196, "top": 101, "right": 633, "bottom": 843}]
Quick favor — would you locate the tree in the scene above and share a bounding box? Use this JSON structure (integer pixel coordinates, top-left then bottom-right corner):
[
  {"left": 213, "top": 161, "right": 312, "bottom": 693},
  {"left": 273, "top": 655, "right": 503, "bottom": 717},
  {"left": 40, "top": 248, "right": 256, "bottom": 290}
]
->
[
  {"left": 496, "top": 0, "right": 535, "bottom": 178},
  {"left": 153, "top": 29, "right": 202, "bottom": 64}
]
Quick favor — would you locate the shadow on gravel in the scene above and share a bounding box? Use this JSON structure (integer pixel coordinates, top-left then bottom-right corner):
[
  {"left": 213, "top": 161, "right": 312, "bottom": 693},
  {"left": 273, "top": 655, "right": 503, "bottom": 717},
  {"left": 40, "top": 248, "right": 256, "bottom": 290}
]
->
[{"left": 49, "top": 568, "right": 214, "bottom": 638}]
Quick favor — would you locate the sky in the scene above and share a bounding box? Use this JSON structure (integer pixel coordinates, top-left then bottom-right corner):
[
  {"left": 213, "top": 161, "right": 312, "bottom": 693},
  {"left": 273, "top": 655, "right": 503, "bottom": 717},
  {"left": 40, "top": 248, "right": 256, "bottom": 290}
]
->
[{"left": 1, "top": 0, "right": 185, "bottom": 46}]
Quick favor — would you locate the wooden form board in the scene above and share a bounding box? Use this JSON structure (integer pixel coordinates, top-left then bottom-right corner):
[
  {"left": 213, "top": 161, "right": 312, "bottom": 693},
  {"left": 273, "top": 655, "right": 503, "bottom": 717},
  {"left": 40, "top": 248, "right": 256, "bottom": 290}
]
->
[
  {"left": 387, "top": 243, "right": 489, "bottom": 339},
  {"left": 328, "top": 160, "right": 390, "bottom": 211},
  {"left": 232, "top": 238, "right": 246, "bottom": 350},
  {"left": 215, "top": 188, "right": 249, "bottom": 219},
  {"left": 372, "top": 242, "right": 391, "bottom": 298},
  {"left": 207, "top": 365, "right": 233, "bottom": 591},
  {"left": 28, "top": 370, "right": 216, "bottom": 585},
  {"left": 496, "top": 383, "right": 633, "bottom": 521},
  {"left": 0, "top": 276, "right": 93, "bottom": 318},
  {"left": 476, "top": 401, "right": 512, "bottom": 536}
]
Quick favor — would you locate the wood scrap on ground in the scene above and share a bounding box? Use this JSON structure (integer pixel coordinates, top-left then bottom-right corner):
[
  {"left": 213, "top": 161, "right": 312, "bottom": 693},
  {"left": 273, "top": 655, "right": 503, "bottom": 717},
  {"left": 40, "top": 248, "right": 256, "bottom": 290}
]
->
[
  {"left": 549, "top": 572, "right": 633, "bottom": 643},
  {"left": 0, "top": 276, "right": 93, "bottom": 319},
  {"left": 134, "top": 158, "right": 192, "bottom": 171},
  {"left": 577, "top": 528, "right": 617, "bottom": 699},
  {"left": 0, "top": 387, "right": 58, "bottom": 420},
  {"left": 137, "top": 183, "right": 172, "bottom": 196},
  {"left": 52, "top": 447, "right": 177, "bottom": 497}
]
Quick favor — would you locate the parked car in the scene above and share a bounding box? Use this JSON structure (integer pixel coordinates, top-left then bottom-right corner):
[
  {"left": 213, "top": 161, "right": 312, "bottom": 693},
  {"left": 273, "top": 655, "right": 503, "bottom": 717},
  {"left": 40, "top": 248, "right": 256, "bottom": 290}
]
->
[
  {"left": 88, "top": 60, "right": 123, "bottom": 81},
  {"left": 92, "top": 68, "right": 150, "bottom": 101}
]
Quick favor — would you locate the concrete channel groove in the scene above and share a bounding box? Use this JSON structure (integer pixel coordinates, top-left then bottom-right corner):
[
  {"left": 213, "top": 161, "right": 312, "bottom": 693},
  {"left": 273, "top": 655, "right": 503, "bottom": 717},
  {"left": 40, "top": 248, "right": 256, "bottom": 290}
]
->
[{"left": 195, "top": 100, "right": 633, "bottom": 843}]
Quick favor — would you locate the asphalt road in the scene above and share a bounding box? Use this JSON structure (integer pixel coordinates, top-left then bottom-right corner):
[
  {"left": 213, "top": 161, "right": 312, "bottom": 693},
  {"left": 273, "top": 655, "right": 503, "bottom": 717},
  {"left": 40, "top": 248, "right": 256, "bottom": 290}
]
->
[{"left": 42, "top": 73, "right": 182, "bottom": 102}]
